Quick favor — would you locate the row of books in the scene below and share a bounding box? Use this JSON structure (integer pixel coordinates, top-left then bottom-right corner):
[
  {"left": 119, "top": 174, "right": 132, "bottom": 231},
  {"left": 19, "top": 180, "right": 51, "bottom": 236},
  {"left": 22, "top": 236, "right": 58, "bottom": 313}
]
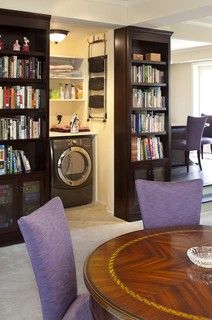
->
[
  {"left": 0, "top": 86, "right": 41, "bottom": 109},
  {"left": 0, "top": 56, "right": 42, "bottom": 79},
  {"left": 131, "top": 112, "right": 165, "bottom": 133},
  {"left": 132, "top": 87, "right": 165, "bottom": 109},
  {"left": 131, "top": 136, "right": 164, "bottom": 162},
  {"left": 0, "top": 144, "right": 31, "bottom": 175},
  {"left": 0, "top": 116, "right": 41, "bottom": 140},
  {"left": 131, "top": 65, "right": 164, "bottom": 83}
]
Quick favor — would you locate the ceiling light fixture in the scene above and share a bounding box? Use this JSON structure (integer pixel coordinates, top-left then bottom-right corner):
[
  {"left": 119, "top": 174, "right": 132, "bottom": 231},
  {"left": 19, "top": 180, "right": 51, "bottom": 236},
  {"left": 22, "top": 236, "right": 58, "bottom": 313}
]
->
[{"left": 50, "top": 29, "right": 69, "bottom": 44}]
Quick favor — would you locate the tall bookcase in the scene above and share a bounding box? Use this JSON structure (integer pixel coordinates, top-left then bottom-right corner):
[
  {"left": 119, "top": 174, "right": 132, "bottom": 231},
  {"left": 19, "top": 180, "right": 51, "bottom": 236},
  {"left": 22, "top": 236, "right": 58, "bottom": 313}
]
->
[
  {"left": 114, "top": 26, "right": 173, "bottom": 222},
  {"left": 0, "top": 9, "right": 50, "bottom": 245}
]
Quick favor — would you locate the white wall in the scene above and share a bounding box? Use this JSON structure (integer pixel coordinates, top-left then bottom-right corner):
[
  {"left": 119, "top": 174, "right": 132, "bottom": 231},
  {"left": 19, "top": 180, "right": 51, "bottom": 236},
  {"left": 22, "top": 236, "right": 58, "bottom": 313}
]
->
[
  {"left": 171, "top": 45, "right": 212, "bottom": 125},
  {"left": 82, "top": 30, "right": 114, "bottom": 213},
  {"left": 172, "top": 46, "right": 212, "bottom": 64},
  {"left": 171, "top": 63, "right": 193, "bottom": 125}
]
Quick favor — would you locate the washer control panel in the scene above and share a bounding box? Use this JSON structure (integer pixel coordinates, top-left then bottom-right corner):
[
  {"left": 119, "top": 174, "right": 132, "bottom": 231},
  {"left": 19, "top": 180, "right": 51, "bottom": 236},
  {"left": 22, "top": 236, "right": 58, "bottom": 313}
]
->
[{"left": 67, "top": 137, "right": 93, "bottom": 148}]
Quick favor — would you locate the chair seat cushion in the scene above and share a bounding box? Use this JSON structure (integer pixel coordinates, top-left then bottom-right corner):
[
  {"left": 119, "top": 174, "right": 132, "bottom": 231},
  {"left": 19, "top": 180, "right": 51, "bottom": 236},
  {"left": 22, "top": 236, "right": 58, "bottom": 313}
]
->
[
  {"left": 62, "top": 293, "right": 93, "bottom": 320},
  {"left": 172, "top": 139, "right": 187, "bottom": 150},
  {"left": 201, "top": 137, "right": 212, "bottom": 145}
]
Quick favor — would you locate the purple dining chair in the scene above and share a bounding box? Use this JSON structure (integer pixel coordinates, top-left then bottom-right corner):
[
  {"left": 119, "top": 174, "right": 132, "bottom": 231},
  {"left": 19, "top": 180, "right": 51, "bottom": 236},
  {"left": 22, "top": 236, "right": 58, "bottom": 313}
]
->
[
  {"left": 201, "top": 114, "right": 212, "bottom": 159},
  {"left": 172, "top": 115, "right": 207, "bottom": 172},
  {"left": 135, "top": 179, "right": 203, "bottom": 229},
  {"left": 18, "top": 197, "right": 93, "bottom": 320}
]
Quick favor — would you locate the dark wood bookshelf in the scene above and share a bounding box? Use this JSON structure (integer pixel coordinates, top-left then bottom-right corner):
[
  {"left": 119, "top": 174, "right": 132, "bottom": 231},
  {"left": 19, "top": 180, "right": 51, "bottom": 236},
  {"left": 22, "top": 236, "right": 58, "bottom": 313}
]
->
[
  {"left": 114, "top": 26, "right": 173, "bottom": 222},
  {"left": 0, "top": 9, "right": 50, "bottom": 246}
]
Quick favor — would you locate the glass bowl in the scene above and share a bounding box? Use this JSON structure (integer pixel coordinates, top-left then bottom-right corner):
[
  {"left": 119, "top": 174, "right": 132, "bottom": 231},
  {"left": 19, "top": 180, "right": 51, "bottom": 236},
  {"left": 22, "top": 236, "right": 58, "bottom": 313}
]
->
[
  {"left": 187, "top": 265, "right": 212, "bottom": 284},
  {"left": 187, "top": 246, "right": 212, "bottom": 268}
]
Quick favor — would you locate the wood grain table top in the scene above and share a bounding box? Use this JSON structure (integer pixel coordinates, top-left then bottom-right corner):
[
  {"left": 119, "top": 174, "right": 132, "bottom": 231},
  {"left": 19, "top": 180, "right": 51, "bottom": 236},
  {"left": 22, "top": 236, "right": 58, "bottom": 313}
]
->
[{"left": 84, "top": 225, "right": 212, "bottom": 320}]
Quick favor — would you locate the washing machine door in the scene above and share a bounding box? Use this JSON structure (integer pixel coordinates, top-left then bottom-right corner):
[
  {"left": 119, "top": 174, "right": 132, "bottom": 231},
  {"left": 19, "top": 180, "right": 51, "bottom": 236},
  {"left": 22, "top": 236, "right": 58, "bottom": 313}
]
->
[{"left": 57, "top": 146, "right": 92, "bottom": 186}]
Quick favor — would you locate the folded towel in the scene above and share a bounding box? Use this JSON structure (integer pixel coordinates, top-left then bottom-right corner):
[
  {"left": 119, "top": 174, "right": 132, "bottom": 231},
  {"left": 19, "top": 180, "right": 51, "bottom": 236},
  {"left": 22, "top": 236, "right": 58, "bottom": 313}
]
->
[{"left": 50, "top": 124, "right": 70, "bottom": 132}]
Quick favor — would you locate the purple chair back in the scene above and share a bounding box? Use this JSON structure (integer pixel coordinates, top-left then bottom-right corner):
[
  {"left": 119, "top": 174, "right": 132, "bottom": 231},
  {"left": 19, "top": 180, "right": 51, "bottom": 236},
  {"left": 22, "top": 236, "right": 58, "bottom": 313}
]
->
[
  {"left": 135, "top": 179, "right": 203, "bottom": 229},
  {"left": 186, "top": 115, "right": 206, "bottom": 150},
  {"left": 202, "top": 115, "right": 212, "bottom": 138},
  {"left": 18, "top": 197, "right": 77, "bottom": 320}
]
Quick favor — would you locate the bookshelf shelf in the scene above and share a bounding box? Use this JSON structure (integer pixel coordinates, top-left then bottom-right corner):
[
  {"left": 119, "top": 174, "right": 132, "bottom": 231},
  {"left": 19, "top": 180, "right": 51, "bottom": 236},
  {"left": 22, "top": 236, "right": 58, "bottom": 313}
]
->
[
  {"left": 132, "top": 131, "right": 167, "bottom": 136},
  {"left": 0, "top": 138, "right": 42, "bottom": 142},
  {"left": 0, "top": 109, "right": 45, "bottom": 115},
  {"left": 0, "top": 79, "right": 45, "bottom": 85},
  {"left": 132, "top": 107, "right": 167, "bottom": 112},
  {"left": 0, "top": 50, "right": 46, "bottom": 58},
  {"left": 0, "top": 9, "right": 50, "bottom": 246},
  {"left": 132, "top": 59, "right": 167, "bottom": 65},
  {"left": 130, "top": 157, "right": 169, "bottom": 166},
  {"left": 50, "top": 77, "right": 84, "bottom": 80},
  {"left": 132, "top": 82, "right": 167, "bottom": 87},
  {"left": 114, "top": 26, "right": 172, "bottom": 222},
  {"left": 50, "top": 98, "right": 84, "bottom": 102},
  {"left": 0, "top": 169, "right": 45, "bottom": 178}
]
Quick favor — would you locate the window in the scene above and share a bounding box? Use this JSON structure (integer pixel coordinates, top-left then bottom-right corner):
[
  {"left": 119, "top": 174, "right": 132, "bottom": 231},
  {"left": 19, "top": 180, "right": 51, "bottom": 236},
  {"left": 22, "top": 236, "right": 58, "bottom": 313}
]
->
[{"left": 193, "top": 62, "right": 212, "bottom": 115}]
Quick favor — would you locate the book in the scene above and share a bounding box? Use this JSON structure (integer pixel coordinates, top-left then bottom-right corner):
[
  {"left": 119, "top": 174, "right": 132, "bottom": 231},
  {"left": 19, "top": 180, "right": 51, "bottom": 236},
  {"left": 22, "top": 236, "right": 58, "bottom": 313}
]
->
[
  {"left": 2, "top": 56, "right": 9, "bottom": 78},
  {"left": 0, "top": 86, "right": 3, "bottom": 109},
  {"left": 131, "top": 136, "right": 137, "bottom": 162},
  {"left": 7, "top": 145, "right": 13, "bottom": 174},
  {"left": 4, "top": 87, "right": 10, "bottom": 108},
  {"left": 16, "top": 150, "right": 22, "bottom": 173},
  {"left": 19, "top": 150, "right": 31, "bottom": 172},
  {"left": 0, "top": 145, "right": 6, "bottom": 175}
]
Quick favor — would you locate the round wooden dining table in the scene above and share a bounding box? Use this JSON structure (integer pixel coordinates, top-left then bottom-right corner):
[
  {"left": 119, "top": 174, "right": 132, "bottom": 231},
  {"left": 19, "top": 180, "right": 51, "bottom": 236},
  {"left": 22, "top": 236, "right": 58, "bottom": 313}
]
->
[{"left": 84, "top": 225, "right": 212, "bottom": 320}]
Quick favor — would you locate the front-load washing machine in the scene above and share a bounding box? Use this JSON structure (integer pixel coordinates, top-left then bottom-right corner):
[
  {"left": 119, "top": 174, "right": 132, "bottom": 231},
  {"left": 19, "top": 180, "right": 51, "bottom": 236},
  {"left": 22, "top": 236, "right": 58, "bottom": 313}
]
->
[{"left": 50, "top": 135, "right": 94, "bottom": 207}]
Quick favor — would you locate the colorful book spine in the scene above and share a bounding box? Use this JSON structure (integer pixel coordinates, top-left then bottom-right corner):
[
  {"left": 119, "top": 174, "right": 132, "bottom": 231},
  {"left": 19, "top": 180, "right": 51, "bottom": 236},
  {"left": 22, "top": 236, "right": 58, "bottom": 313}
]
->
[{"left": 0, "top": 145, "right": 6, "bottom": 175}]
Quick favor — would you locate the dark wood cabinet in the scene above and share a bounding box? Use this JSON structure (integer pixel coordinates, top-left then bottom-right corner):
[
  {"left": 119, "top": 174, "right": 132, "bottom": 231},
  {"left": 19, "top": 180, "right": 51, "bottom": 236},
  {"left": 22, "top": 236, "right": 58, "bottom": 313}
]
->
[
  {"left": 114, "top": 26, "right": 173, "bottom": 221},
  {"left": 0, "top": 173, "right": 45, "bottom": 245},
  {"left": 0, "top": 9, "right": 50, "bottom": 245}
]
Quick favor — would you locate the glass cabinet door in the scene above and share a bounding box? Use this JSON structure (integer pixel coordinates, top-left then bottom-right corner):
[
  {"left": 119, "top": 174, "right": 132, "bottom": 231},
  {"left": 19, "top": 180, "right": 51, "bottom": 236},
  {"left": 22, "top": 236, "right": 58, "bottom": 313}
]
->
[
  {"left": 22, "top": 180, "right": 41, "bottom": 216},
  {"left": 0, "top": 184, "right": 14, "bottom": 231}
]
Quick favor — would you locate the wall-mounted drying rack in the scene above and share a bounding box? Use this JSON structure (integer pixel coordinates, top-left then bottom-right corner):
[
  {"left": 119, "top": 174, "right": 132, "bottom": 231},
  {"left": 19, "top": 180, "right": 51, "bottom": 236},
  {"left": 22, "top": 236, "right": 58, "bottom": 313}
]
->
[{"left": 87, "top": 34, "right": 107, "bottom": 122}]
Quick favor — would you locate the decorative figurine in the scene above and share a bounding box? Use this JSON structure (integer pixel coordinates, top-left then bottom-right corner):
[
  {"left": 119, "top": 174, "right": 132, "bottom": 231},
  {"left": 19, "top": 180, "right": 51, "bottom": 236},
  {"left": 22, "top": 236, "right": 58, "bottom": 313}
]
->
[
  {"left": 0, "top": 35, "right": 4, "bottom": 50},
  {"left": 13, "top": 39, "right": 21, "bottom": 51},
  {"left": 22, "top": 37, "right": 30, "bottom": 52}
]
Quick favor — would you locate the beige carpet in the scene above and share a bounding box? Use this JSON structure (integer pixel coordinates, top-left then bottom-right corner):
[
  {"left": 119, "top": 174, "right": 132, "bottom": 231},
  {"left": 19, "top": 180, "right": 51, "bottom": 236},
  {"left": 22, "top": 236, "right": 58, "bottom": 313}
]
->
[{"left": 0, "top": 202, "right": 211, "bottom": 320}]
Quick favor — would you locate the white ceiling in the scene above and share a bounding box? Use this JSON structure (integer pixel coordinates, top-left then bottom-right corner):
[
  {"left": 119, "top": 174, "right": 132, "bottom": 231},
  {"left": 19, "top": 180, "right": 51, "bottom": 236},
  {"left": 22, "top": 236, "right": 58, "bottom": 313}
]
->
[
  {"left": 51, "top": 0, "right": 212, "bottom": 51},
  {"left": 2, "top": 0, "right": 212, "bottom": 51},
  {"left": 87, "top": 0, "right": 144, "bottom": 6},
  {"left": 171, "top": 38, "right": 211, "bottom": 51}
]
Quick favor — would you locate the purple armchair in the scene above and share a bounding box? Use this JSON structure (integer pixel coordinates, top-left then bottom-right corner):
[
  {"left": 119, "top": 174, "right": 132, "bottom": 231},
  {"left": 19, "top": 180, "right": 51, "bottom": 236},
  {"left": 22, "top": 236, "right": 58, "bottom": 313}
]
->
[
  {"left": 172, "top": 115, "right": 207, "bottom": 172},
  {"left": 135, "top": 179, "right": 203, "bottom": 229},
  {"left": 18, "top": 197, "right": 93, "bottom": 320},
  {"left": 201, "top": 114, "right": 212, "bottom": 159}
]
